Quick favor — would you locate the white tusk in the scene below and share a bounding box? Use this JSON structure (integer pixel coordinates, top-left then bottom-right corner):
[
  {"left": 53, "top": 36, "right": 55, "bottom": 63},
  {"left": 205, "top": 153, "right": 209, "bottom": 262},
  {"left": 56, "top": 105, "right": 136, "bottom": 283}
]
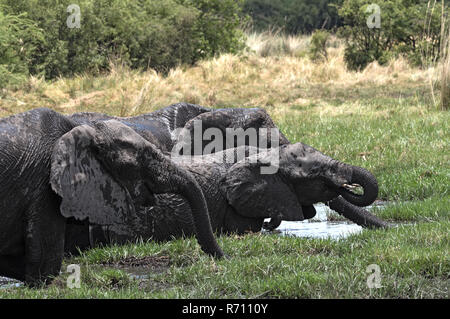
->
[{"left": 342, "top": 183, "right": 361, "bottom": 190}]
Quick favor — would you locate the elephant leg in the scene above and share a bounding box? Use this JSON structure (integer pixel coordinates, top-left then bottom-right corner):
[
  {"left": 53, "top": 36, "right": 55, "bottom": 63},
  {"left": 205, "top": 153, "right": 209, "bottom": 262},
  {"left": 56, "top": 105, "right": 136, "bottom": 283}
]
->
[
  {"left": 302, "top": 205, "right": 317, "bottom": 219},
  {"left": 24, "top": 191, "right": 66, "bottom": 286},
  {"left": 263, "top": 205, "right": 316, "bottom": 231},
  {"left": 223, "top": 207, "right": 265, "bottom": 235},
  {"left": 0, "top": 255, "right": 26, "bottom": 282},
  {"left": 64, "top": 221, "right": 91, "bottom": 255}
]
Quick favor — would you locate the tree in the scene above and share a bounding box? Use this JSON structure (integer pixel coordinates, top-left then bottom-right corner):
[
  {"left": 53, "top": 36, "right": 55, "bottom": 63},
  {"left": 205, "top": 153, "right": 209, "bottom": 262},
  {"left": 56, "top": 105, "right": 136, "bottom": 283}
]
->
[
  {"left": 243, "top": 0, "right": 343, "bottom": 34},
  {"left": 338, "top": 0, "right": 449, "bottom": 70}
]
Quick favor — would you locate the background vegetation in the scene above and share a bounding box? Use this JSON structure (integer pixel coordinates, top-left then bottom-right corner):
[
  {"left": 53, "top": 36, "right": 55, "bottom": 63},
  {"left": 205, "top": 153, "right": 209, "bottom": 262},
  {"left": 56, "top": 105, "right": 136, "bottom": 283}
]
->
[
  {"left": 0, "top": 0, "right": 245, "bottom": 82},
  {"left": 338, "top": 0, "right": 449, "bottom": 70},
  {"left": 243, "top": 0, "right": 343, "bottom": 33},
  {"left": 0, "top": 0, "right": 448, "bottom": 93}
]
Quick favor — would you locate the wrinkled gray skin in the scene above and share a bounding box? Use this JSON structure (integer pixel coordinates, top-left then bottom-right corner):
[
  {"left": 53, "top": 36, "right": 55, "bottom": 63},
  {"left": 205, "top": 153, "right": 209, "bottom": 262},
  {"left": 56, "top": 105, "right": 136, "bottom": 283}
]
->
[
  {"left": 80, "top": 142, "right": 381, "bottom": 245},
  {"left": 0, "top": 105, "right": 225, "bottom": 285},
  {"left": 0, "top": 103, "right": 387, "bottom": 285},
  {"left": 64, "top": 102, "right": 387, "bottom": 247}
]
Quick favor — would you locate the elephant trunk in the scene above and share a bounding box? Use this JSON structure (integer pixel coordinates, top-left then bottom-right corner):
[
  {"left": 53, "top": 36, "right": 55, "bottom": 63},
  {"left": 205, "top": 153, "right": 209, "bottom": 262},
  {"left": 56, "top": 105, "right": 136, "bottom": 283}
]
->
[
  {"left": 327, "top": 196, "right": 389, "bottom": 229},
  {"left": 177, "top": 176, "right": 225, "bottom": 258},
  {"left": 337, "top": 164, "right": 378, "bottom": 207}
]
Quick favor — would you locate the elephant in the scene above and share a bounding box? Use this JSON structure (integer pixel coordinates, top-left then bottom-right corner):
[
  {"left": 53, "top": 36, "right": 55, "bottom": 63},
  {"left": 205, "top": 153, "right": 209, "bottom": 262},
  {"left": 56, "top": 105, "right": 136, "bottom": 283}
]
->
[
  {"left": 0, "top": 108, "right": 224, "bottom": 285},
  {"left": 66, "top": 102, "right": 387, "bottom": 232},
  {"left": 0, "top": 103, "right": 387, "bottom": 285},
  {"left": 81, "top": 140, "right": 388, "bottom": 249},
  {"left": 62, "top": 102, "right": 387, "bottom": 250}
]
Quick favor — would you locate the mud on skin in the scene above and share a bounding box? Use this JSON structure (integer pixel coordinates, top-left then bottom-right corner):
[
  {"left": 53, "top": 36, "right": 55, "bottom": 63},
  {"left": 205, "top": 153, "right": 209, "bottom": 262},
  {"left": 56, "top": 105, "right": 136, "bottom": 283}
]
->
[{"left": 0, "top": 103, "right": 387, "bottom": 285}]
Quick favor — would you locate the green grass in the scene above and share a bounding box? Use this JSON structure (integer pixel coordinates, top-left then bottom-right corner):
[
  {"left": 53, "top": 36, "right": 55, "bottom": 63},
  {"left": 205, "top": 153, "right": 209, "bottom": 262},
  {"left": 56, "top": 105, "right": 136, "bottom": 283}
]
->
[
  {"left": 0, "top": 56, "right": 449, "bottom": 298},
  {"left": 276, "top": 106, "right": 449, "bottom": 202},
  {"left": 1, "top": 217, "right": 448, "bottom": 298}
]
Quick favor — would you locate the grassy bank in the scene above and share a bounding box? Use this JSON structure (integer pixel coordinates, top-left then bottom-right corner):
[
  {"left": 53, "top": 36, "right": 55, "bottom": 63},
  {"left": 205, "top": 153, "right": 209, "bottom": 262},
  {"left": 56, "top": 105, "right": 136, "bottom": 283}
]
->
[{"left": 0, "top": 36, "right": 448, "bottom": 298}]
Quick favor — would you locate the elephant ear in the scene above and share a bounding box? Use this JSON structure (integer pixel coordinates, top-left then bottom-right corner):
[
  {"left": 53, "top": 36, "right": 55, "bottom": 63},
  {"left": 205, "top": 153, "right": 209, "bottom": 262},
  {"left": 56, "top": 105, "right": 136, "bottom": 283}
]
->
[
  {"left": 222, "top": 161, "right": 304, "bottom": 221},
  {"left": 50, "top": 124, "right": 134, "bottom": 226}
]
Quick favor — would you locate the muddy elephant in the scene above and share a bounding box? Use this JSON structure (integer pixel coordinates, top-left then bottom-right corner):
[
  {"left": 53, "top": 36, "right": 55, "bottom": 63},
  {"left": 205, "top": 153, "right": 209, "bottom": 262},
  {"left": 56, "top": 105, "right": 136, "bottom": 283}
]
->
[
  {"left": 84, "top": 139, "right": 388, "bottom": 246},
  {"left": 0, "top": 108, "right": 224, "bottom": 285},
  {"left": 0, "top": 103, "right": 387, "bottom": 285},
  {"left": 64, "top": 102, "right": 387, "bottom": 248}
]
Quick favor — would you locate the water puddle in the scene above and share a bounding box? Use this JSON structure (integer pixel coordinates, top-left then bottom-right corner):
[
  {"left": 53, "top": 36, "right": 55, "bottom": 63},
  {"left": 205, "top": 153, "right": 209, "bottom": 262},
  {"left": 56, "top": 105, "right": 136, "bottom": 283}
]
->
[
  {"left": 0, "top": 277, "right": 23, "bottom": 289},
  {"left": 264, "top": 202, "right": 387, "bottom": 240}
]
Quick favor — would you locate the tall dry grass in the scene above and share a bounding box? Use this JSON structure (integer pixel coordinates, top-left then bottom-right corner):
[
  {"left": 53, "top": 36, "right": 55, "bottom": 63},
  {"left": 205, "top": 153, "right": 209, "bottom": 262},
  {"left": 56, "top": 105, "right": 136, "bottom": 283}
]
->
[
  {"left": 245, "top": 31, "right": 310, "bottom": 57},
  {"left": 421, "top": 0, "right": 449, "bottom": 109},
  {"left": 442, "top": 38, "right": 450, "bottom": 109},
  {"left": 245, "top": 30, "right": 344, "bottom": 58},
  {"left": 440, "top": 11, "right": 449, "bottom": 110},
  {"left": 0, "top": 32, "right": 441, "bottom": 118}
]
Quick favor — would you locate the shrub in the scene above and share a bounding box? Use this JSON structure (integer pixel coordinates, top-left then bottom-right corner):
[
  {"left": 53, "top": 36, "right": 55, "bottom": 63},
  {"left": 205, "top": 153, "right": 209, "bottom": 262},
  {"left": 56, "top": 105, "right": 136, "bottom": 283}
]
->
[
  {"left": 309, "top": 30, "right": 330, "bottom": 61},
  {"left": 338, "top": 0, "right": 449, "bottom": 70},
  {"left": 0, "top": 0, "right": 245, "bottom": 84},
  {"left": 243, "top": 0, "right": 343, "bottom": 34},
  {"left": 181, "top": 0, "right": 247, "bottom": 59},
  {"left": 0, "top": 9, "right": 43, "bottom": 88}
]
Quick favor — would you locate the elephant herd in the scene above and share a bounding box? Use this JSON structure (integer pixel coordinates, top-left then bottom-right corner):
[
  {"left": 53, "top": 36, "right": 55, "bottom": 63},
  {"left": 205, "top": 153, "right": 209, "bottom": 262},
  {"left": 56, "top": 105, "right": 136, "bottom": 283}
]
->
[{"left": 0, "top": 103, "right": 388, "bottom": 285}]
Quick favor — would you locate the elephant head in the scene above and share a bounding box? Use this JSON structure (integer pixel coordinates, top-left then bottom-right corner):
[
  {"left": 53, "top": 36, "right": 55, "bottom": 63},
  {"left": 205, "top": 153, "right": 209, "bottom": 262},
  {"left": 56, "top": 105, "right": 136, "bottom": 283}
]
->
[
  {"left": 222, "top": 142, "right": 388, "bottom": 232},
  {"left": 50, "top": 120, "right": 224, "bottom": 258}
]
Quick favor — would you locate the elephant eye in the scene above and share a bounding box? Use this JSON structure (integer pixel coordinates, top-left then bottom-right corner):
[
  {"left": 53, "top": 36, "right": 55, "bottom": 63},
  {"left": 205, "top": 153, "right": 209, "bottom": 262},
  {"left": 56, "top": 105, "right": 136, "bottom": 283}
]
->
[{"left": 309, "top": 165, "right": 319, "bottom": 174}]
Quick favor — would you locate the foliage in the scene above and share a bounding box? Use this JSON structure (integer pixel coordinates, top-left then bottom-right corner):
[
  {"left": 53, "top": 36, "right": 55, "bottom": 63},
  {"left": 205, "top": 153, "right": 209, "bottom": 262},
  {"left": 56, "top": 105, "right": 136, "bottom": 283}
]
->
[
  {"left": 309, "top": 30, "right": 330, "bottom": 61},
  {"left": 0, "top": 9, "right": 43, "bottom": 88},
  {"left": 0, "top": 0, "right": 245, "bottom": 86},
  {"left": 243, "top": 0, "right": 343, "bottom": 34},
  {"left": 338, "top": 0, "right": 449, "bottom": 70},
  {"left": 179, "top": 0, "right": 247, "bottom": 59}
]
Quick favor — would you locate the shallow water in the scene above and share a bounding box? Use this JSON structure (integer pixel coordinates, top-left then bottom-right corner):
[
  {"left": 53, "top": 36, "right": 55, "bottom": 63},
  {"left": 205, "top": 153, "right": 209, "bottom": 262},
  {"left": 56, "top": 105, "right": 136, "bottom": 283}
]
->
[
  {"left": 0, "top": 202, "right": 386, "bottom": 288},
  {"left": 0, "top": 277, "right": 22, "bottom": 289},
  {"left": 264, "top": 202, "right": 386, "bottom": 240}
]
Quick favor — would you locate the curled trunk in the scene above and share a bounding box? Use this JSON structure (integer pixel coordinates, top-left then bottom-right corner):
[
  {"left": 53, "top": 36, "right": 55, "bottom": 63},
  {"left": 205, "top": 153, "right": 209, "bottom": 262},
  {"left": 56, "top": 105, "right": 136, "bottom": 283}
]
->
[{"left": 338, "top": 165, "right": 378, "bottom": 207}]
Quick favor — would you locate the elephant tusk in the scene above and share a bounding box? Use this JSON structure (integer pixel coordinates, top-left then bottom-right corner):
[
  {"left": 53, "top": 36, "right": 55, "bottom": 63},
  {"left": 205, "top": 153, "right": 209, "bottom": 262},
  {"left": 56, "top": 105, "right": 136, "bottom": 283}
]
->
[{"left": 342, "top": 183, "right": 362, "bottom": 191}]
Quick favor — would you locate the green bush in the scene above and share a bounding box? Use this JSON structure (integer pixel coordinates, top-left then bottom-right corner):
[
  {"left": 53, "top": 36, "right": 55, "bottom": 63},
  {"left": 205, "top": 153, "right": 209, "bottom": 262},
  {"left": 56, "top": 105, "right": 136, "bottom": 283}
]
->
[
  {"left": 0, "top": 9, "right": 43, "bottom": 88},
  {"left": 243, "top": 0, "right": 343, "bottom": 34},
  {"left": 338, "top": 0, "right": 449, "bottom": 70},
  {"left": 181, "top": 0, "right": 247, "bottom": 59},
  {"left": 308, "top": 30, "right": 330, "bottom": 61},
  {"left": 0, "top": 0, "right": 245, "bottom": 85}
]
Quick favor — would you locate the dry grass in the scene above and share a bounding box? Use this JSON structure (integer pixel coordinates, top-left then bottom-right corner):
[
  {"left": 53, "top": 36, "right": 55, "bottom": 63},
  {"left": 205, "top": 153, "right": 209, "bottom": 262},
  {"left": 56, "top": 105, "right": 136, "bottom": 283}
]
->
[
  {"left": 441, "top": 24, "right": 450, "bottom": 110},
  {"left": 245, "top": 31, "right": 310, "bottom": 57},
  {"left": 0, "top": 34, "right": 442, "bottom": 119}
]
